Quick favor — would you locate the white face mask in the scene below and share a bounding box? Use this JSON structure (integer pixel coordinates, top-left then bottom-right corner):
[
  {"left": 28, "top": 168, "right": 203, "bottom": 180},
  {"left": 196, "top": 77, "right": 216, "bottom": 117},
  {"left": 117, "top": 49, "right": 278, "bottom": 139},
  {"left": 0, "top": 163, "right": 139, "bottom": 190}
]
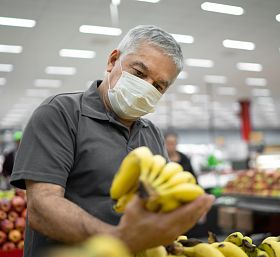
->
[{"left": 107, "top": 62, "right": 162, "bottom": 120}]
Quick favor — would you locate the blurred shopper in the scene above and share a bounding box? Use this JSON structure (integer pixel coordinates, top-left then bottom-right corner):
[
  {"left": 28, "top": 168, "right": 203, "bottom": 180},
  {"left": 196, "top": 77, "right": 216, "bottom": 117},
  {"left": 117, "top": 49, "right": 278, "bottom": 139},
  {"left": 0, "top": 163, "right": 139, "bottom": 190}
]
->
[
  {"left": 2, "top": 131, "right": 22, "bottom": 177},
  {"left": 164, "top": 131, "right": 196, "bottom": 178},
  {"left": 10, "top": 25, "right": 214, "bottom": 257}
]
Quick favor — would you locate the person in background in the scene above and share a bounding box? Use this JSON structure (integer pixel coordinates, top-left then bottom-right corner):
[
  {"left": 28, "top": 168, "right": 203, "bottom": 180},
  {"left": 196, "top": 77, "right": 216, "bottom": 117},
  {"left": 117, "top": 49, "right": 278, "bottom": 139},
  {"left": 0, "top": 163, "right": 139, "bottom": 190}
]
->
[
  {"left": 2, "top": 131, "right": 22, "bottom": 177},
  {"left": 164, "top": 131, "right": 196, "bottom": 178},
  {"left": 10, "top": 25, "right": 214, "bottom": 257}
]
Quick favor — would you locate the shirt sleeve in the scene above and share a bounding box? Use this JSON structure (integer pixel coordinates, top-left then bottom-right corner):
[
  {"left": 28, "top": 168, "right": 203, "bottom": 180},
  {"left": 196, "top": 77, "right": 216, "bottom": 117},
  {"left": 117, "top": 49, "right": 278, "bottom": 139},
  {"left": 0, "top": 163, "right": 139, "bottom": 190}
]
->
[{"left": 10, "top": 104, "right": 76, "bottom": 189}]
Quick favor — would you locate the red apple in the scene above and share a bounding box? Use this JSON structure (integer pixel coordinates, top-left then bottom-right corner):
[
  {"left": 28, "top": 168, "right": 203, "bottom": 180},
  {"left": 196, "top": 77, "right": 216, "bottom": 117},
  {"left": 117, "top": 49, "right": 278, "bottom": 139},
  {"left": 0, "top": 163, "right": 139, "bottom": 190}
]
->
[
  {"left": 0, "top": 199, "right": 11, "bottom": 212},
  {"left": 8, "top": 229, "right": 22, "bottom": 243},
  {"left": 17, "top": 240, "right": 24, "bottom": 249},
  {"left": 15, "top": 217, "right": 25, "bottom": 232},
  {"left": 0, "top": 210, "right": 7, "bottom": 221},
  {"left": 2, "top": 242, "right": 16, "bottom": 251},
  {"left": 21, "top": 208, "right": 27, "bottom": 219},
  {"left": 1, "top": 219, "right": 14, "bottom": 233},
  {"left": 15, "top": 189, "right": 26, "bottom": 199},
  {"left": 0, "top": 230, "right": 7, "bottom": 244},
  {"left": 8, "top": 211, "right": 18, "bottom": 222},
  {"left": 11, "top": 196, "right": 26, "bottom": 213}
]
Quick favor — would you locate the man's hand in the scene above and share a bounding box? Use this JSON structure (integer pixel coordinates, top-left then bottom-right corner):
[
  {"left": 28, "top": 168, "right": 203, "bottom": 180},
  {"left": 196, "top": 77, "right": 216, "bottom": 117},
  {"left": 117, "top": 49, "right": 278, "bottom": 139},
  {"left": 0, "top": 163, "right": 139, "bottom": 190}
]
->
[{"left": 113, "top": 194, "right": 215, "bottom": 253}]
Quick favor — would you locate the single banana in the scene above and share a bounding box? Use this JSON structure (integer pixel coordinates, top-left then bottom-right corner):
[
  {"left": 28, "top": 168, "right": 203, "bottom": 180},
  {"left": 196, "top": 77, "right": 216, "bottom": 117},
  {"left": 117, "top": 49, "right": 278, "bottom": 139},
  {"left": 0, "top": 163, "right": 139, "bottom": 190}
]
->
[
  {"left": 183, "top": 243, "right": 225, "bottom": 257},
  {"left": 255, "top": 249, "right": 270, "bottom": 257},
  {"left": 158, "top": 196, "right": 181, "bottom": 212},
  {"left": 138, "top": 148, "right": 155, "bottom": 183},
  {"left": 146, "top": 155, "right": 166, "bottom": 184},
  {"left": 135, "top": 246, "right": 167, "bottom": 257},
  {"left": 244, "top": 236, "right": 253, "bottom": 245},
  {"left": 113, "top": 192, "right": 136, "bottom": 213},
  {"left": 259, "top": 241, "right": 280, "bottom": 257},
  {"left": 152, "top": 162, "right": 183, "bottom": 188},
  {"left": 158, "top": 183, "right": 204, "bottom": 202},
  {"left": 177, "top": 235, "right": 188, "bottom": 241},
  {"left": 110, "top": 147, "right": 152, "bottom": 200},
  {"left": 212, "top": 241, "right": 248, "bottom": 257},
  {"left": 156, "top": 171, "right": 196, "bottom": 191},
  {"left": 262, "top": 236, "right": 280, "bottom": 244},
  {"left": 224, "top": 232, "right": 244, "bottom": 246}
]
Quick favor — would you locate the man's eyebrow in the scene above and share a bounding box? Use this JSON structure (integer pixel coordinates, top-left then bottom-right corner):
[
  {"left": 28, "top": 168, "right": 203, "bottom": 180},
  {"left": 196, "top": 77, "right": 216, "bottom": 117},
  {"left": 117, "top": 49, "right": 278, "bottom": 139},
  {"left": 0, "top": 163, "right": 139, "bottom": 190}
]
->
[
  {"left": 130, "top": 61, "right": 170, "bottom": 88},
  {"left": 130, "top": 61, "right": 149, "bottom": 72}
]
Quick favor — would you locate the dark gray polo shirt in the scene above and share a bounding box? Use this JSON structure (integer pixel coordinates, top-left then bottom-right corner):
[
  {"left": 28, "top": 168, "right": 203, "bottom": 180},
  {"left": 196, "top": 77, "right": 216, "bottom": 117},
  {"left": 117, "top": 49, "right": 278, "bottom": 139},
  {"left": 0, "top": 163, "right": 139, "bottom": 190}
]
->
[{"left": 10, "top": 80, "right": 168, "bottom": 257}]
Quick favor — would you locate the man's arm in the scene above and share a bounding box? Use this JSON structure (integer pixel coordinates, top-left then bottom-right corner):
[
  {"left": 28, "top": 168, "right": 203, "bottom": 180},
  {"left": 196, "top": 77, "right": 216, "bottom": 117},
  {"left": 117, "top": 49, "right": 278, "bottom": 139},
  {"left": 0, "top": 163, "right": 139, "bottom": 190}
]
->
[
  {"left": 26, "top": 180, "right": 214, "bottom": 253},
  {"left": 26, "top": 180, "right": 115, "bottom": 243}
]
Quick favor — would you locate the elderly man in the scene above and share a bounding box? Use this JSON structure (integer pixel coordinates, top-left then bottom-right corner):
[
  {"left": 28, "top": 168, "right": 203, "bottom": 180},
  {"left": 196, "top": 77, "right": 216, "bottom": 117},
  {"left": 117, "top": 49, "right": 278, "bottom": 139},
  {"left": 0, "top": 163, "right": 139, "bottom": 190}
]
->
[{"left": 11, "top": 25, "right": 214, "bottom": 257}]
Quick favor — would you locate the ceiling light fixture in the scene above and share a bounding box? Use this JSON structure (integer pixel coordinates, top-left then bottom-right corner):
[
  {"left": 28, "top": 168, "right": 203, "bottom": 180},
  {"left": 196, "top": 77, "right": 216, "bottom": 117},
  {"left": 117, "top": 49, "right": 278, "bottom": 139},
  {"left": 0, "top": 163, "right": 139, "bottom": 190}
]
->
[
  {"left": 59, "top": 49, "right": 96, "bottom": 59},
  {"left": 135, "top": 0, "right": 160, "bottom": 3},
  {"left": 276, "top": 14, "right": 280, "bottom": 22},
  {"left": 204, "top": 75, "right": 227, "bottom": 84},
  {"left": 0, "top": 77, "right": 6, "bottom": 85},
  {"left": 237, "top": 62, "right": 262, "bottom": 72},
  {"left": 45, "top": 66, "right": 76, "bottom": 75},
  {"left": 0, "top": 44, "right": 23, "bottom": 53},
  {"left": 0, "top": 17, "right": 36, "bottom": 27},
  {"left": 34, "top": 79, "right": 62, "bottom": 88},
  {"left": 252, "top": 89, "right": 270, "bottom": 97},
  {"left": 79, "top": 25, "right": 122, "bottom": 36},
  {"left": 171, "top": 34, "right": 194, "bottom": 44},
  {"left": 177, "top": 71, "right": 188, "bottom": 80},
  {"left": 185, "top": 58, "right": 214, "bottom": 68},
  {"left": 178, "top": 85, "right": 198, "bottom": 94},
  {"left": 201, "top": 2, "right": 244, "bottom": 15},
  {"left": 0, "top": 64, "right": 13, "bottom": 72},
  {"left": 246, "top": 77, "right": 267, "bottom": 86},
  {"left": 217, "top": 87, "right": 236, "bottom": 95},
  {"left": 223, "top": 39, "right": 255, "bottom": 50}
]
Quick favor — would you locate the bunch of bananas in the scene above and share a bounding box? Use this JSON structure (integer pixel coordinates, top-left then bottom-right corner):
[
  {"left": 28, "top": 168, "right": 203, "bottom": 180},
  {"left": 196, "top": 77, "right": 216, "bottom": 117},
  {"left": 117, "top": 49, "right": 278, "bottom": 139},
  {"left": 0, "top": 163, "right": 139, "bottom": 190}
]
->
[
  {"left": 110, "top": 146, "right": 204, "bottom": 213},
  {"left": 164, "top": 232, "right": 280, "bottom": 257}
]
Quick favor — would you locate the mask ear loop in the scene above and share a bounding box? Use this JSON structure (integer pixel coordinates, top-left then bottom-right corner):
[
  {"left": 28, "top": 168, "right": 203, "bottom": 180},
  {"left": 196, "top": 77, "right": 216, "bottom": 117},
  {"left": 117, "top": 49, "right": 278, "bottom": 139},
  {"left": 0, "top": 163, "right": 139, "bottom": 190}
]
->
[{"left": 108, "top": 55, "right": 123, "bottom": 90}]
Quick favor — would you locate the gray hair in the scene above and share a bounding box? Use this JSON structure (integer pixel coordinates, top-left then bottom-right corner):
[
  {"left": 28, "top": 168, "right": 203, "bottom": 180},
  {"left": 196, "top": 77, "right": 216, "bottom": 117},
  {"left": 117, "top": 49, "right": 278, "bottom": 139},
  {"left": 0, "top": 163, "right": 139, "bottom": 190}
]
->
[{"left": 117, "top": 25, "right": 183, "bottom": 73}]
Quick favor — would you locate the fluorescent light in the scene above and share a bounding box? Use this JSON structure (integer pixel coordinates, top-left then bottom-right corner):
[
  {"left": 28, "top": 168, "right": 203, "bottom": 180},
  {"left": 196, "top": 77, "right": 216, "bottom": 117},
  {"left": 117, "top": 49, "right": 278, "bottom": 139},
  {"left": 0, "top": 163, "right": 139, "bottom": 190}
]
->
[
  {"left": 0, "top": 44, "right": 22, "bottom": 53},
  {"left": 45, "top": 66, "right": 76, "bottom": 75},
  {"left": 112, "top": 0, "right": 121, "bottom": 5},
  {"left": 34, "top": 79, "right": 62, "bottom": 88},
  {"left": 177, "top": 71, "right": 188, "bottom": 80},
  {"left": 252, "top": 89, "right": 270, "bottom": 97},
  {"left": 79, "top": 25, "right": 122, "bottom": 36},
  {"left": 191, "top": 94, "right": 209, "bottom": 102},
  {"left": 178, "top": 85, "right": 198, "bottom": 94},
  {"left": 201, "top": 2, "right": 244, "bottom": 15},
  {"left": 276, "top": 14, "right": 280, "bottom": 22},
  {"left": 185, "top": 58, "right": 214, "bottom": 68},
  {"left": 59, "top": 49, "right": 96, "bottom": 59},
  {"left": 26, "top": 89, "right": 51, "bottom": 97},
  {"left": 204, "top": 75, "right": 227, "bottom": 84},
  {"left": 171, "top": 34, "right": 194, "bottom": 44},
  {"left": 135, "top": 0, "right": 160, "bottom": 3},
  {"left": 0, "top": 17, "right": 36, "bottom": 28},
  {"left": 0, "top": 64, "right": 13, "bottom": 72},
  {"left": 237, "top": 62, "right": 262, "bottom": 72},
  {"left": 223, "top": 39, "right": 255, "bottom": 50},
  {"left": 217, "top": 87, "right": 236, "bottom": 95},
  {"left": 256, "top": 97, "right": 274, "bottom": 104},
  {"left": 246, "top": 78, "right": 267, "bottom": 86},
  {"left": 0, "top": 77, "right": 6, "bottom": 85}
]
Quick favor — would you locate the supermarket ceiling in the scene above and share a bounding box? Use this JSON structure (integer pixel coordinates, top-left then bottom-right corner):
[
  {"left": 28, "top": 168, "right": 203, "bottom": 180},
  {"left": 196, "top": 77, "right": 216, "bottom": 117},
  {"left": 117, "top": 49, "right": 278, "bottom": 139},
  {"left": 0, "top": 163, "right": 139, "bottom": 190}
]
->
[{"left": 0, "top": 0, "right": 280, "bottom": 130}]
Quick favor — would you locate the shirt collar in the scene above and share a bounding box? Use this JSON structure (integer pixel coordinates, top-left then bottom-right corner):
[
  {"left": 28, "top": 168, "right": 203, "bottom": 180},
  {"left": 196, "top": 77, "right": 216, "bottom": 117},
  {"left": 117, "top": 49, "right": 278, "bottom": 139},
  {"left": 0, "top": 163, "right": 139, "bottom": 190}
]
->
[{"left": 81, "top": 80, "right": 149, "bottom": 127}]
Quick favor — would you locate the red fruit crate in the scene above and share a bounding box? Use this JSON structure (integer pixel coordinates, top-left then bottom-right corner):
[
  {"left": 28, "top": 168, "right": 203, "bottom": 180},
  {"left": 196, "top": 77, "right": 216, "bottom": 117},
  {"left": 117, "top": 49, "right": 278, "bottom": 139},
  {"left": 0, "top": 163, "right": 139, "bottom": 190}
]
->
[{"left": 0, "top": 249, "right": 23, "bottom": 257}]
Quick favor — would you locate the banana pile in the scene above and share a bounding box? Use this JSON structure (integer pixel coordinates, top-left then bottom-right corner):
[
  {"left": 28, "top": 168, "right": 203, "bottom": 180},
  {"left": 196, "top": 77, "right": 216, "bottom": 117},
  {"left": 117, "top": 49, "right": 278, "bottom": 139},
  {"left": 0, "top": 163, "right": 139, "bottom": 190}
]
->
[
  {"left": 110, "top": 146, "right": 204, "bottom": 213},
  {"left": 163, "top": 232, "right": 280, "bottom": 257}
]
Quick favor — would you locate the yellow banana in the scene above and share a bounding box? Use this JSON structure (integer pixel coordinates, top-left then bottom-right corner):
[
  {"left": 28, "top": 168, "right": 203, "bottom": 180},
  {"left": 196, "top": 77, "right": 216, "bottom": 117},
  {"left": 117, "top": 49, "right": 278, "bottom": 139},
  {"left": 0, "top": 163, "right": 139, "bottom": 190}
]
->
[
  {"left": 158, "top": 183, "right": 204, "bottom": 202},
  {"left": 135, "top": 246, "right": 167, "bottom": 257},
  {"left": 110, "top": 147, "right": 152, "bottom": 200},
  {"left": 158, "top": 196, "right": 181, "bottom": 212},
  {"left": 243, "top": 236, "right": 253, "bottom": 244},
  {"left": 212, "top": 241, "right": 248, "bottom": 257},
  {"left": 183, "top": 243, "right": 225, "bottom": 257},
  {"left": 156, "top": 171, "right": 196, "bottom": 191},
  {"left": 146, "top": 155, "right": 166, "bottom": 184},
  {"left": 177, "top": 235, "right": 188, "bottom": 241},
  {"left": 224, "top": 232, "right": 244, "bottom": 246},
  {"left": 113, "top": 192, "right": 136, "bottom": 213},
  {"left": 138, "top": 148, "right": 155, "bottom": 183},
  {"left": 259, "top": 241, "right": 280, "bottom": 257},
  {"left": 262, "top": 236, "right": 280, "bottom": 244}
]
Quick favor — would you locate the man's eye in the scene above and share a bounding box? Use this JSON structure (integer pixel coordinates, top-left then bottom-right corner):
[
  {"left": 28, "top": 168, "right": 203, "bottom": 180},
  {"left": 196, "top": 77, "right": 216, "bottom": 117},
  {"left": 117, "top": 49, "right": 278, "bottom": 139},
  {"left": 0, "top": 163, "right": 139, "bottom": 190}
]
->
[
  {"left": 154, "top": 84, "right": 163, "bottom": 92},
  {"left": 134, "top": 69, "right": 144, "bottom": 78}
]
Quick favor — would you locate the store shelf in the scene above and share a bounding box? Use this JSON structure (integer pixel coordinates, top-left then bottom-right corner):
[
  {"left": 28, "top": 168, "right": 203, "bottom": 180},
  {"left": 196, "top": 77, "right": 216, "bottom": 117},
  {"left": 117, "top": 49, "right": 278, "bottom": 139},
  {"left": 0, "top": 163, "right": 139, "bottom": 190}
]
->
[{"left": 215, "top": 194, "right": 280, "bottom": 214}]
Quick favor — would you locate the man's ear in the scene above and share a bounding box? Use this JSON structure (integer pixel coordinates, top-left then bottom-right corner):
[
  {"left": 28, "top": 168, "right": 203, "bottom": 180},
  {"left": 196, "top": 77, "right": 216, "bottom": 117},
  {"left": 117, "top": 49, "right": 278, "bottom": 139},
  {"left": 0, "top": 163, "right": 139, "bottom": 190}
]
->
[{"left": 106, "top": 49, "right": 121, "bottom": 72}]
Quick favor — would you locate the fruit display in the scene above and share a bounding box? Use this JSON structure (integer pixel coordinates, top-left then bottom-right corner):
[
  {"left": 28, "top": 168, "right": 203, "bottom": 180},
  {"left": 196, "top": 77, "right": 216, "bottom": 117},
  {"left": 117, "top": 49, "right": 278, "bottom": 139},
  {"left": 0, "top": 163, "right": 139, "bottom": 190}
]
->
[
  {"left": 110, "top": 146, "right": 204, "bottom": 213},
  {"left": 0, "top": 189, "right": 26, "bottom": 253},
  {"left": 223, "top": 169, "right": 280, "bottom": 198}
]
